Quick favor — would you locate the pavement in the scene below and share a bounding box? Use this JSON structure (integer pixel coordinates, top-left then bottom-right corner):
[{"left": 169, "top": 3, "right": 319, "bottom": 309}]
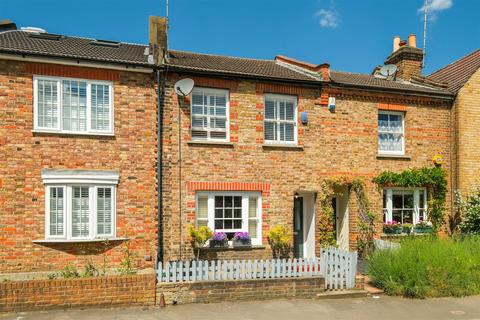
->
[{"left": 2, "top": 295, "right": 480, "bottom": 320}]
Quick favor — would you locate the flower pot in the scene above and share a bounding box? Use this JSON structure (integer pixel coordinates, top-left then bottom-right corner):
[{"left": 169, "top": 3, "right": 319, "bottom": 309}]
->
[
  {"left": 414, "top": 226, "right": 433, "bottom": 234},
  {"left": 209, "top": 239, "right": 228, "bottom": 248},
  {"left": 233, "top": 239, "right": 251, "bottom": 247},
  {"left": 384, "top": 228, "right": 402, "bottom": 235}
]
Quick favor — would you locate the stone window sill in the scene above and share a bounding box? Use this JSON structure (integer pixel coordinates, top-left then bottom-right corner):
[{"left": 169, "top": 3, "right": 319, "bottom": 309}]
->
[
  {"left": 33, "top": 237, "right": 129, "bottom": 244},
  {"left": 32, "top": 129, "right": 115, "bottom": 137},
  {"left": 377, "top": 153, "right": 411, "bottom": 160},
  {"left": 187, "top": 141, "right": 234, "bottom": 147},
  {"left": 263, "top": 144, "right": 303, "bottom": 151}
]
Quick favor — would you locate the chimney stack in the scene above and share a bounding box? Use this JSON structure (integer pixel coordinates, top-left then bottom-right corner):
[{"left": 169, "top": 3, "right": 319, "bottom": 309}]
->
[
  {"left": 149, "top": 16, "right": 168, "bottom": 66},
  {"left": 385, "top": 34, "right": 423, "bottom": 80}
]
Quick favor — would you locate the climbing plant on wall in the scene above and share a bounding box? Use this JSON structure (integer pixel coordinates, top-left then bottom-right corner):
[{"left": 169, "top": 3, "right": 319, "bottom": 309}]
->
[{"left": 372, "top": 166, "right": 447, "bottom": 232}]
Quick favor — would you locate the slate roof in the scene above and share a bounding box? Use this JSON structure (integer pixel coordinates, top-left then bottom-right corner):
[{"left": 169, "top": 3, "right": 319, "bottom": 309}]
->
[
  {"left": 0, "top": 29, "right": 453, "bottom": 97},
  {"left": 0, "top": 30, "right": 150, "bottom": 66},
  {"left": 428, "top": 49, "right": 480, "bottom": 93}
]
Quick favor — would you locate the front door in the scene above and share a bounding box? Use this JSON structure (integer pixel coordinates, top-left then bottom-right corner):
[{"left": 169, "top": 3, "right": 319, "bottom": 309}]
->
[{"left": 293, "top": 197, "right": 304, "bottom": 258}]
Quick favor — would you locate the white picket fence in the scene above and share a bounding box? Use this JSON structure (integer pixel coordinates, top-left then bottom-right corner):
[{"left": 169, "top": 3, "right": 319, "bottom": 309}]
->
[{"left": 157, "top": 247, "right": 357, "bottom": 290}]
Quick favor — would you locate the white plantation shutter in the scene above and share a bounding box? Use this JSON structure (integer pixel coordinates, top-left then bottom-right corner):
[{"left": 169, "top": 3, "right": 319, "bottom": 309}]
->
[
  {"left": 36, "top": 79, "right": 59, "bottom": 129},
  {"left": 96, "top": 187, "right": 113, "bottom": 236},
  {"left": 248, "top": 196, "right": 258, "bottom": 239},
  {"left": 264, "top": 95, "right": 297, "bottom": 143},
  {"left": 71, "top": 186, "right": 90, "bottom": 238},
  {"left": 91, "top": 84, "right": 111, "bottom": 131},
  {"left": 191, "top": 88, "right": 229, "bottom": 140},
  {"left": 196, "top": 195, "right": 208, "bottom": 227},
  {"left": 49, "top": 187, "right": 65, "bottom": 236},
  {"left": 62, "top": 80, "right": 87, "bottom": 131}
]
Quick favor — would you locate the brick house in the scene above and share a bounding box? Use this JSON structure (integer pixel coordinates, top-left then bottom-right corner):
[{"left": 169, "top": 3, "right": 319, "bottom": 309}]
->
[
  {"left": 159, "top": 31, "right": 455, "bottom": 261},
  {"left": 0, "top": 21, "right": 159, "bottom": 278},
  {"left": 428, "top": 49, "right": 480, "bottom": 197}
]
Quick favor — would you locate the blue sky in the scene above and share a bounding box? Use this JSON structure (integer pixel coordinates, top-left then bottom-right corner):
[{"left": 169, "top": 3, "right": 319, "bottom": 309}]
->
[{"left": 1, "top": 0, "right": 478, "bottom": 74}]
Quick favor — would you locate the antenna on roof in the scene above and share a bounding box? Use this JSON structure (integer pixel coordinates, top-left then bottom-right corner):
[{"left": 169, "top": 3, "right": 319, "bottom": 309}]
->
[
  {"left": 422, "top": 0, "right": 429, "bottom": 69},
  {"left": 166, "top": 0, "right": 169, "bottom": 52}
]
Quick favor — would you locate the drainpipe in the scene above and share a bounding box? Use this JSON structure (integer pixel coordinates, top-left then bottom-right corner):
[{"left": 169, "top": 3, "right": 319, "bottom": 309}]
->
[{"left": 156, "top": 68, "right": 164, "bottom": 264}]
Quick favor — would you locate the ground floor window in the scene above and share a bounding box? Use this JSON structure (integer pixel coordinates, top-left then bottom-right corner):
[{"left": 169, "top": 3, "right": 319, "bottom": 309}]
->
[
  {"left": 196, "top": 192, "right": 262, "bottom": 245},
  {"left": 383, "top": 188, "right": 427, "bottom": 224},
  {"left": 42, "top": 169, "right": 119, "bottom": 241}
]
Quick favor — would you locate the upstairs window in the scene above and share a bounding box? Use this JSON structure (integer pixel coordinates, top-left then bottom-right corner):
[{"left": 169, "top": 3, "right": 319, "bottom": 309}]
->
[
  {"left": 190, "top": 87, "right": 229, "bottom": 141},
  {"left": 34, "top": 76, "right": 113, "bottom": 135},
  {"left": 264, "top": 94, "right": 297, "bottom": 144},
  {"left": 378, "top": 111, "right": 404, "bottom": 154}
]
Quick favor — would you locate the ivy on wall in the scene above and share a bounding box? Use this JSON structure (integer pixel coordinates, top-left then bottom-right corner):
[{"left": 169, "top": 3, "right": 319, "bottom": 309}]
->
[{"left": 372, "top": 166, "right": 447, "bottom": 232}]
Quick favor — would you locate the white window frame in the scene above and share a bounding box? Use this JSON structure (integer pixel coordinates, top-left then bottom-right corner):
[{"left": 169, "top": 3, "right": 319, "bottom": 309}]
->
[
  {"left": 190, "top": 87, "right": 230, "bottom": 142},
  {"left": 378, "top": 110, "right": 405, "bottom": 155},
  {"left": 42, "top": 170, "right": 118, "bottom": 241},
  {"left": 383, "top": 188, "right": 427, "bottom": 224},
  {"left": 196, "top": 191, "right": 262, "bottom": 245},
  {"left": 33, "top": 75, "right": 114, "bottom": 136},
  {"left": 263, "top": 93, "right": 298, "bottom": 145}
]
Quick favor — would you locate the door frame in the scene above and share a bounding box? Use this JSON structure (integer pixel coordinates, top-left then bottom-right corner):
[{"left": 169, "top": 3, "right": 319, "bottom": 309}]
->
[{"left": 293, "top": 192, "right": 316, "bottom": 258}]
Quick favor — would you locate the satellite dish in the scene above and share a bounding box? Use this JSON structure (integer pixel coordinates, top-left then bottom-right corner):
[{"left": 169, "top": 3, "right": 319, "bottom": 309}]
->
[
  {"left": 174, "top": 78, "right": 194, "bottom": 97},
  {"left": 379, "top": 64, "right": 398, "bottom": 77}
]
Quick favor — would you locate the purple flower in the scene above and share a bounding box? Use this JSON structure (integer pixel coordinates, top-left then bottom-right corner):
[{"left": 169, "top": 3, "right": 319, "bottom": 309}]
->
[
  {"left": 212, "top": 232, "right": 227, "bottom": 241},
  {"left": 234, "top": 232, "right": 250, "bottom": 240}
]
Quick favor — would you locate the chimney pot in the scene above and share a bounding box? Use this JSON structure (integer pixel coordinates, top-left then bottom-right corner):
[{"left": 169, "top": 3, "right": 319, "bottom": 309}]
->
[
  {"left": 407, "top": 34, "right": 417, "bottom": 48},
  {"left": 393, "top": 36, "right": 400, "bottom": 52}
]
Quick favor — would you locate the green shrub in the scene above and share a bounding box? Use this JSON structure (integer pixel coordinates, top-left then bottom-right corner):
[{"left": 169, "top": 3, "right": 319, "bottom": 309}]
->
[
  {"left": 267, "top": 225, "right": 292, "bottom": 258},
  {"left": 460, "top": 191, "right": 480, "bottom": 235},
  {"left": 60, "top": 265, "right": 80, "bottom": 279},
  {"left": 367, "top": 236, "right": 480, "bottom": 298}
]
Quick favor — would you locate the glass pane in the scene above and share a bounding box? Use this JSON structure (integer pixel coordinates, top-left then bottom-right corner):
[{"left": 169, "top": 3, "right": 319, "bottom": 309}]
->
[
  {"left": 224, "top": 196, "right": 232, "bottom": 208},
  {"left": 284, "top": 123, "right": 295, "bottom": 141},
  {"left": 49, "top": 187, "right": 64, "bottom": 236},
  {"left": 215, "top": 220, "right": 223, "bottom": 229},
  {"left": 264, "top": 122, "right": 276, "bottom": 141},
  {"left": 233, "top": 208, "right": 242, "bottom": 218},
  {"left": 233, "top": 220, "right": 242, "bottom": 229},
  {"left": 404, "top": 191, "right": 414, "bottom": 208},
  {"left": 234, "top": 196, "right": 242, "bottom": 207},
  {"left": 225, "top": 208, "right": 232, "bottom": 218},
  {"left": 285, "top": 102, "right": 295, "bottom": 120},
  {"left": 382, "top": 191, "right": 387, "bottom": 210},
  {"left": 91, "top": 84, "right": 110, "bottom": 131},
  {"left": 392, "top": 210, "right": 402, "bottom": 223},
  {"left": 215, "top": 196, "right": 223, "bottom": 208},
  {"left": 192, "top": 92, "right": 203, "bottom": 105},
  {"left": 264, "top": 99, "right": 276, "bottom": 119},
  {"left": 97, "top": 187, "right": 112, "bottom": 235},
  {"left": 215, "top": 209, "right": 223, "bottom": 218},
  {"left": 392, "top": 193, "right": 403, "bottom": 209},
  {"left": 63, "top": 80, "right": 87, "bottom": 131},
  {"left": 37, "top": 79, "right": 59, "bottom": 129},
  {"left": 279, "top": 101, "right": 286, "bottom": 120},
  {"left": 224, "top": 220, "right": 232, "bottom": 229},
  {"left": 403, "top": 210, "right": 413, "bottom": 224},
  {"left": 72, "top": 186, "right": 89, "bottom": 238}
]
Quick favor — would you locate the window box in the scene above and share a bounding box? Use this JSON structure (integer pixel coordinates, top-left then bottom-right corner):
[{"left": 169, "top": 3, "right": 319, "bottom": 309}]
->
[
  {"left": 232, "top": 238, "right": 252, "bottom": 247},
  {"left": 383, "top": 227, "right": 402, "bottom": 235},
  {"left": 414, "top": 226, "right": 433, "bottom": 234},
  {"left": 209, "top": 239, "right": 229, "bottom": 248}
]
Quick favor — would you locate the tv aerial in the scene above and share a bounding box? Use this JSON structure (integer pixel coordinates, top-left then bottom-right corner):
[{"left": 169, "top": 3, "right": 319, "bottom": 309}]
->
[{"left": 174, "top": 78, "right": 194, "bottom": 97}]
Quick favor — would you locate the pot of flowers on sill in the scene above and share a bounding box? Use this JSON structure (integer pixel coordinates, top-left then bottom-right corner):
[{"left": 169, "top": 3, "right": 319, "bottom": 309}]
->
[
  {"left": 383, "top": 221, "right": 402, "bottom": 235},
  {"left": 233, "top": 232, "right": 251, "bottom": 247},
  {"left": 209, "top": 232, "right": 228, "bottom": 248},
  {"left": 402, "top": 223, "right": 413, "bottom": 235},
  {"left": 414, "top": 220, "right": 433, "bottom": 234}
]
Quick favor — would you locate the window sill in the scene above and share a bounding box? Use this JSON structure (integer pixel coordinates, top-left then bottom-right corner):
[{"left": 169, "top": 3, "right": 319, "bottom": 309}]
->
[
  {"left": 188, "top": 141, "right": 234, "bottom": 147},
  {"left": 377, "top": 153, "right": 411, "bottom": 160},
  {"left": 196, "top": 245, "right": 266, "bottom": 251},
  {"left": 262, "top": 144, "right": 303, "bottom": 151},
  {"left": 33, "top": 237, "right": 129, "bottom": 244},
  {"left": 32, "top": 130, "right": 115, "bottom": 137}
]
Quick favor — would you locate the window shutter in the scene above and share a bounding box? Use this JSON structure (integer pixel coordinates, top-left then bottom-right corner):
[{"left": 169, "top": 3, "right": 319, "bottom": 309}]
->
[
  {"left": 248, "top": 196, "right": 258, "bottom": 239},
  {"left": 72, "top": 186, "right": 90, "bottom": 238},
  {"left": 97, "top": 187, "right": 113, "bottom": 235},
  {"left": 49, "top": 187, "right": 64, "bottom": 236},
  {"left": 197, "top": 196, "right": 208, "bottom": 227},
  {"left": 91, "top": 84, "right": 110, "bottom": 131},
  {"left": 37, "top": 79, "right": 59, "bottom": 129},
  {"left": 62, "top": 80, "right": 87, "bottom": 131}
]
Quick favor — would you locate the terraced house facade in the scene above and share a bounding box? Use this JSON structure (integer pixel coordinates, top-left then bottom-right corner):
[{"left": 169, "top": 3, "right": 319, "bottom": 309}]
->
[{"left": 0, "top": 17, "right": 462, "bottom": 278}]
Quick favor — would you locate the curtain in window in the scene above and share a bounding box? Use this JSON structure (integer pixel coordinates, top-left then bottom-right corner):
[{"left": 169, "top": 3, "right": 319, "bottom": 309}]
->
[
  {"left": 96, "top": 187, "right": 112, "bottom": 235},
  {"left": 62, "top": 80, "right": 87, "bottom": 131},
  {"left": 378, "top": 113, "right": 403, "bottom": 152},
  {"left": 37, "top": 79, "right": 59, "bottom": 128},
  {"left": 191, "top": 88, "right": 228, "bottom": 140},
  {"left": 49, "top": 187, "right": 64, "bottom": 236},
  {"left": 91, "top": 84, "right": 110, "bottom": 131},
  {"left": 72, "top": 186, "right": 90, "bottom": 237}
]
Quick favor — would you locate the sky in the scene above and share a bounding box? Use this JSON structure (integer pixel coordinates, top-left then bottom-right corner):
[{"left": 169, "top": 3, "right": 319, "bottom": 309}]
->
[{"left": 0, "top": 0, "right": 478, "bottom": 74}]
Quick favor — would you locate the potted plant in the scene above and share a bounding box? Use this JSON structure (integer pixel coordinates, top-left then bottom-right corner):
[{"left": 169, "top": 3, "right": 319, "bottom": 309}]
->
[
  {"left": 402, "top": 223, "right": 413, "bottom": 235},
  {"left": 209, "top": 232, "right": 228, "bottom": 248},
  {"left": 383, "top": 221, "right": 402, "bottom": 234},
  {"left": 267, "top": 225, "right": 292, "bottom": 258},
  {"left": 233, "top": 232, "right": 251, "bottom": 247},
  {"left": 414, "top": 220, "right": 433, "bottom": 234}
]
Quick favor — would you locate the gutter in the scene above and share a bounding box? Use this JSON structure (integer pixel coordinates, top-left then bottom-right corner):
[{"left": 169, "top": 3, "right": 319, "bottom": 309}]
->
[{"left": 156, "top": 68, "right": 164, "bottom": 264}]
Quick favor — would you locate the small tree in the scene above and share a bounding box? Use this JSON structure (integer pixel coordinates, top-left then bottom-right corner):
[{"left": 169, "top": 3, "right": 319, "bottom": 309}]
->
[
  {"left": 267, "top": 225, "right": 292, "bottom": 258},
  {"left": 460, "top": 191, "right": 480, "bottom": 235}
]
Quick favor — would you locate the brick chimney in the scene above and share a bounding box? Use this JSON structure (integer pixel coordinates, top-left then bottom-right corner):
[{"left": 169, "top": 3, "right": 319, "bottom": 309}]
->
[
  {"left": 149, "top": 16, "right": 168, "bottom": 66},
  {"left": 384, "top": 34, "right": 423, "bottom": 81}
]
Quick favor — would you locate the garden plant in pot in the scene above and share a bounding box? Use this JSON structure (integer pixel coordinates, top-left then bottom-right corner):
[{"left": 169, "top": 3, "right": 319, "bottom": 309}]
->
[
  {"left": 383, "top": 221, "right": 402, "bottom": 234},
  {"left": 402, "top": 223, "right": 413, "bottom": 235},
  {"left": 233, "top": 232, "right": 251, "bottom": 247},
  {"left": 210, "top": 232, "right": 228, "bottom": 248},
  {"left": 414, "top": 220, "right": 433, "bottom": 234}
]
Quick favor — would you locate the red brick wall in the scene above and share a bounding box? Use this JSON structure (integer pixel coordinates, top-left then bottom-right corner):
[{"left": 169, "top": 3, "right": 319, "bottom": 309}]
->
[
  {"left": 0, "top": 274, "right": 156, "bottom": 312},
  {"left": 161, "top": 73, "right": 453, "bottom": 261},
  {"left": 0, "top": 60, "right": 158, "bottom": 274}
]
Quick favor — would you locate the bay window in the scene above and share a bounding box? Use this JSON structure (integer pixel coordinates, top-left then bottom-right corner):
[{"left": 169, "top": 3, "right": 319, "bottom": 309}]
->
[
  {"left": 196, "top": 192, "right": 262, "bottom": 245},
  {"left": 383, "top": 188, "right": 427, "bottom": 224},
  {"left": 42, "top": 169, "right": 118, "bottom": 241},
  {"left": 34, "top": 76, "right": 113, "bottom": 135}
]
